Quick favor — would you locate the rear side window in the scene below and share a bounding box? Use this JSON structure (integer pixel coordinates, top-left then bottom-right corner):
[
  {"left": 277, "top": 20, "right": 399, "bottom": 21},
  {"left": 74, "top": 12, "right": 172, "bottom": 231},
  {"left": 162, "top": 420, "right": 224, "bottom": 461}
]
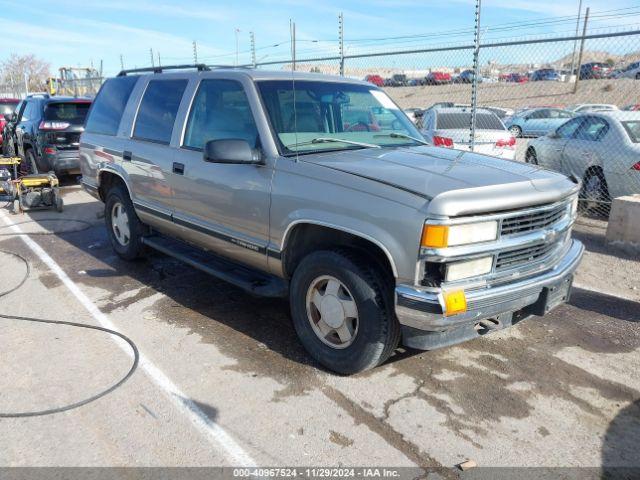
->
[
  {"left": 436, "top": 112, "right": 503, "bottom": 130},
  {"left": 134, "top": 79, "right": 188, "bottom": 144},
  {"left": 44, "top": 102, "right": 91, "bottom": 124},
  {"left": 622, "top": 121, "right": 640, "bottom": 143},
  {"left": 85, "top": 76, "right": 138, "bottom": 136}
]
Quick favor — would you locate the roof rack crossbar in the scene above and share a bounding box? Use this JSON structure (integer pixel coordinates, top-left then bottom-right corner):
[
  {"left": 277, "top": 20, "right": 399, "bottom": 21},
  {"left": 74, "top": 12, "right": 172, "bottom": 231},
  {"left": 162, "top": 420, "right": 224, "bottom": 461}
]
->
[{"left": 117, "top": 64, "right": 211, "bottom": 77}]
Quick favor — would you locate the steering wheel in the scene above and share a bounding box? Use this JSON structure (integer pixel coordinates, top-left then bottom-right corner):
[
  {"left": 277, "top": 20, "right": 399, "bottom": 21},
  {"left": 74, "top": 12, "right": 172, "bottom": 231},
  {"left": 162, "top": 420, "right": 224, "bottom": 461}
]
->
[{"left": 345, "top": 122, "right": 371, "bottom": 132}]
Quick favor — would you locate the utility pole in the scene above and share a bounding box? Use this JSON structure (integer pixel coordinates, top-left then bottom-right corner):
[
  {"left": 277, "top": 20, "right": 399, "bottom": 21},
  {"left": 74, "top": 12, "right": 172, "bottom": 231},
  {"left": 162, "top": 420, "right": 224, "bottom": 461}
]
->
[
  {"left": 120, "top": 54, "right": 124, "bottom": 70},
  {"left": 290, "top": 20, "right": 296, "bottom": 71},
  {"left": 150, "top": 48, "right": 155, "bottom": 67},
  {"left": 469, "top": 0, "right": 482, "bottom": 152},
  {"left": 235, "top": 28, "right": 241, "bottom": 66},
  {"left": 570, "top": 0, "right": 584, "bottom": 77},
  {"left": 193, "top": 41, "right": 198, "bottom": 64},
  {"left": 24, "top": 71, "right": 29, "bottom": 97},
  {"left": 573, "top": 7, "right": 590, "bottom": 94},
  {"left": 338, "top": 13, "right": 345, "bottom": 76},
  {"left": 250, "top": 31, "right": 257, "bottom": 68}
]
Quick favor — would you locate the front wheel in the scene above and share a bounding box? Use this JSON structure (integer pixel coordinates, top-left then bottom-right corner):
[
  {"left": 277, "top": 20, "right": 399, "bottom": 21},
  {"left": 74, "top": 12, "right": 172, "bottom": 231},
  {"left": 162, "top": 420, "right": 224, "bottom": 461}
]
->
[
  {"left": 525, "top": 147, "right": 538, "bottom": 165},
  {"left": 579, "top": 168, "right": 610, "bottom": 215},
  {"left": 104, "top": 185, "right": 146, "bottom": 260},
  {"left": 289, "top": 250, "right": 400, "bottom": 375}
]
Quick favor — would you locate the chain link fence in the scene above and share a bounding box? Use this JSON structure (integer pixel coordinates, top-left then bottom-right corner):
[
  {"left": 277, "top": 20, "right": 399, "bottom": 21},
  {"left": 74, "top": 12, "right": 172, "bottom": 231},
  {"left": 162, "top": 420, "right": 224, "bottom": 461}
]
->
[{"left": 253, "top": 29, "right": 640, "bottom": 222}]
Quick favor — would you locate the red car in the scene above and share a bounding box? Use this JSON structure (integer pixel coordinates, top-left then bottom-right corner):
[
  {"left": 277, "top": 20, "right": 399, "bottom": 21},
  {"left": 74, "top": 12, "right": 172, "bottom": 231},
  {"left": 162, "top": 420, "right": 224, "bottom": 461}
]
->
[
  {"left": 364, "top": 74, "right": 384, "bottom": 87},
  {"left": 0, "top": 98, "right": 20, "bottom": 147},
  {"left": 505, "top": 73, "right": 528, "bottom": 83},
  {"left": 425, "top": 71, "right": 452, "bottom": 85}
]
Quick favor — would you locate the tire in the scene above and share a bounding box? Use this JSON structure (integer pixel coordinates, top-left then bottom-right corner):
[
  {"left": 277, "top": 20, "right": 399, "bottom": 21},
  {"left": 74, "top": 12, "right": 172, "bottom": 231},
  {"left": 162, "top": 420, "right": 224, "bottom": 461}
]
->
[
  {"left": 55, "top": 194, "right": 64, "bottom": 213},
  {"left": 25, "top": 149, "right": 38, "bottom": 175},
  {"left": 579, "top": 168, "right": 610, "bottom": 216},
  {"left": 104, "top": 184, "right": 146, "bottom": 260},
  {"left": 525, "top": 147, "right": 538, "bottom": 165},
  {"left": 289, "top": 250, "right": 400, "bottom": 375},
  {"left": 509, "top": 125, "right": 522, "bottom": 138}
]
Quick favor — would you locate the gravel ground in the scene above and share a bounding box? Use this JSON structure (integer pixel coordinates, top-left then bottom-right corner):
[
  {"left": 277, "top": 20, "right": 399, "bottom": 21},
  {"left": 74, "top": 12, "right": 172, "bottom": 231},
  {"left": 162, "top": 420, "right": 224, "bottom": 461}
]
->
[{"left": 0, "top": 187, "right": 638, "bottom": 474}]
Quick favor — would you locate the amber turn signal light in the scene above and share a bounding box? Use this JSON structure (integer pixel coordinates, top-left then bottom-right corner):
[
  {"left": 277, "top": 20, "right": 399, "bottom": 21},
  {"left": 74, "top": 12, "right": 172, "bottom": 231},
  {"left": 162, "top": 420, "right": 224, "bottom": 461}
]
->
[
  {"left": 443, "top": 290, "right": 467, "bottom": 316},
  {"left": 421, "top": 225, "right": 449, "bottom": 248}
]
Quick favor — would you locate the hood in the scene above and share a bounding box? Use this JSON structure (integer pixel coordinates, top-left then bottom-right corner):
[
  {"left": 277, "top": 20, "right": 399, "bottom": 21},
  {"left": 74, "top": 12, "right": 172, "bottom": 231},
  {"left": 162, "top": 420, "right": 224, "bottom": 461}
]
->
[{"left": 301, "top": 145, "right": 579, "bottom": 216}]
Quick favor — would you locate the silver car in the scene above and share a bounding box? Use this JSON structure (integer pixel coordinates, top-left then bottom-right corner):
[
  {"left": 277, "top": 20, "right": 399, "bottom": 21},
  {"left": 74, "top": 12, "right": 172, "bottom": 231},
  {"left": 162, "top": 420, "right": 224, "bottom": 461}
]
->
[
  {"left": 420, "top": 107, "right": 516, "bottom": 159},
  {"left": 80, "top": 67, "right": 583, "bottom": 374},
  {"left": 526, "top": 111, "right": 640, "bottom": 208}
]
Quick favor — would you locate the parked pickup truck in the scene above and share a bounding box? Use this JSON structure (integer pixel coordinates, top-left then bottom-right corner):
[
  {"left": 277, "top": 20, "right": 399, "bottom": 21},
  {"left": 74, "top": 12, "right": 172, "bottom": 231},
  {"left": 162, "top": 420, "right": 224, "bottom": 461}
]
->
[{"left": 79, "top": 66, "right": 584, "bottom": 374}]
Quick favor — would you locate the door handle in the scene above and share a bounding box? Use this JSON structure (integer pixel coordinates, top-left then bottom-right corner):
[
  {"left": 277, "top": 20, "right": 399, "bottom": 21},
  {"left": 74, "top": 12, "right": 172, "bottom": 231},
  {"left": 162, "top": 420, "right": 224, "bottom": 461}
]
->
[
  {"left": 173, "top": 162, "right": 185, "bottom": 175},
  {"left": 123, "top": 151, "right": 132, "bottom": 161}
]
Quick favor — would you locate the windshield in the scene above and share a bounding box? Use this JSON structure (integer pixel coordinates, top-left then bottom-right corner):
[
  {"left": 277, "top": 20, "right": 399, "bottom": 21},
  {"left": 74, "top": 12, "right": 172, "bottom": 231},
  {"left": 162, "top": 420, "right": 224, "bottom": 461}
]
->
[
  {"left": 257, "top": 80, "right": 423, "bottom": 154},
  {"left": 622, "top": 121, "right": 640, "bottom": 143},
  {"left": 0, "top": 102, "right": 19, "bottom": 116},
  {"left": 44, "top": 102, "right": 91, "bottom": 124}
]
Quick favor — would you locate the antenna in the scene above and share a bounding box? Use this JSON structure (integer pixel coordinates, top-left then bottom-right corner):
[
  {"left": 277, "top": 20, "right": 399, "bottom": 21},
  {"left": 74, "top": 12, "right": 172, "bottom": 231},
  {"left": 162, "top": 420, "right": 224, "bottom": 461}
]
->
[
  {"left": 290, "top": 19, "right": 299, "bottom": 162},
  {"left": 120, "top": 54, "right": 124, "bottom": 70},
  {"left": 193, "top": 41, "right": 198, "bottom": 63},
  {"left": 339, "top": 13, "right": 345, "bottom": 76}
]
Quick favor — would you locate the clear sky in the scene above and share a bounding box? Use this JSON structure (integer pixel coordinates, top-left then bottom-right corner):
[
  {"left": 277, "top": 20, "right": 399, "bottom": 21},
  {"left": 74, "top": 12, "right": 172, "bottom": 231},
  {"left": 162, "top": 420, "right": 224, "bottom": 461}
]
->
[{"left": 1, "top": 0, "right": 639, "bottom": 75}]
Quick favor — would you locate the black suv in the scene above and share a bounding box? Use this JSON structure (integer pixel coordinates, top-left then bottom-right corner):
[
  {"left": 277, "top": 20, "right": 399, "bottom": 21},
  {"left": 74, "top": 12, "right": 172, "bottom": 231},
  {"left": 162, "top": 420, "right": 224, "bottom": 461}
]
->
[{"left": 13, "top": 94, "right": 92, "bottom": 176}]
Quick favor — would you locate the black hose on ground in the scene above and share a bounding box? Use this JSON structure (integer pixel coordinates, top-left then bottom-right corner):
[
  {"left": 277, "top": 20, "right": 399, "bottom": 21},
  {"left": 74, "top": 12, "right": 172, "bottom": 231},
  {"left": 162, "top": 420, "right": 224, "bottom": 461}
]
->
[{"left": 0, "top": 220, "right": 139, "bottom": 418}]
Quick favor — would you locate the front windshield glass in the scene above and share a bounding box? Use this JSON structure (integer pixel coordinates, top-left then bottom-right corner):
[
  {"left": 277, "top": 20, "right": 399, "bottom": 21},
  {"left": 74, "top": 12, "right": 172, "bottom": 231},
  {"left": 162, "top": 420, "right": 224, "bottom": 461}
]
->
[{"left": 257, "top": 80, "right": 424, "bottom": 155}]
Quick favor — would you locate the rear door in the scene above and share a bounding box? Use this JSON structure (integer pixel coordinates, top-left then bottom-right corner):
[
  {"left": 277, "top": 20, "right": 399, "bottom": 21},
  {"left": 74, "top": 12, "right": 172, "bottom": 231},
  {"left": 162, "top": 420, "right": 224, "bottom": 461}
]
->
[
  {"left": 523, "top": 109, "right": 548, "bottom": 136},
  {"left": 15, "top": 99, "right": 40, "bottom": 157},
  {"left": 126, "top": 77, "right": 189, "bottom": 225},
  {"left": 169, "top": 77, "right": 272, "bottom": 271}
]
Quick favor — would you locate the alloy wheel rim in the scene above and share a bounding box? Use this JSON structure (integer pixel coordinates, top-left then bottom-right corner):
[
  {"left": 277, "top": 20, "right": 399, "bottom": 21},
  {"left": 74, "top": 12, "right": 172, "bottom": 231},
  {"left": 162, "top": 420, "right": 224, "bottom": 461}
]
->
[
  {"left": 305, "top": 275, "right": 359, "bottom": 349},
  {"left": 111, "top": 202, "right": 131, "bottom": 246}
]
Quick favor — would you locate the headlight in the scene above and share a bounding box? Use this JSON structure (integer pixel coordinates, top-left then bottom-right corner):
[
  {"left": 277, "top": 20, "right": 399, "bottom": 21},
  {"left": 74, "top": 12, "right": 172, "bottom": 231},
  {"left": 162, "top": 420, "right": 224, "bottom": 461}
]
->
[
  {"left": 422, "top": 221, "right": 498, "bottom": 248},
  {"left": 570, "top": 196, "right": 578, "bottom": 216},
  {"left": 445, "top": 256, "right": 494, "bottom": 282}
]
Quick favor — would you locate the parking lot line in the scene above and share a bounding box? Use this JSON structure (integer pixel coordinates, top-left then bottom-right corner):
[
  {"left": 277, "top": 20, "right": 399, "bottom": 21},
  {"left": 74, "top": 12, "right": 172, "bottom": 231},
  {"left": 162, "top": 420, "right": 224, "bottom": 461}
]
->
[{"left": 0, "top": 211, "right": 257, "bottom": 467}]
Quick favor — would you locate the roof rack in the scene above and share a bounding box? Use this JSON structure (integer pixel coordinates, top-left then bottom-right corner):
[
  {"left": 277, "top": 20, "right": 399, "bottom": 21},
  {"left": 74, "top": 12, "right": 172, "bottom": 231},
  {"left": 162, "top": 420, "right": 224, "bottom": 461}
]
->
[{"left": 117, "top": 64, "right": 211, "bottom": 77}]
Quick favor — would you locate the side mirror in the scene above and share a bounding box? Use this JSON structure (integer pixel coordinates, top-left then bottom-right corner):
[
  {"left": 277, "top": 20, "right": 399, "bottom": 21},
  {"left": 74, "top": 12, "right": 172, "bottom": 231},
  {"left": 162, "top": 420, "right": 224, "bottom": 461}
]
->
[
  {"left": 3, "top": 113, "right": 13, "bottom": 122},
  {"left": 203, "top": 139, "right": 262, "bottom": 165},
  {"left": 548, "top": 131, "right": 560, "bottom": 139}
]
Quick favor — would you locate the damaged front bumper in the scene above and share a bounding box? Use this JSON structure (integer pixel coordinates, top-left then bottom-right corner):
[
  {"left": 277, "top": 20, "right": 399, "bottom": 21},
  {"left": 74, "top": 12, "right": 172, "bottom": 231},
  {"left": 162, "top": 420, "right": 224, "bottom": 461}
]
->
[{"left": 395, "top": 239, "right": 584, "bottom": 350}]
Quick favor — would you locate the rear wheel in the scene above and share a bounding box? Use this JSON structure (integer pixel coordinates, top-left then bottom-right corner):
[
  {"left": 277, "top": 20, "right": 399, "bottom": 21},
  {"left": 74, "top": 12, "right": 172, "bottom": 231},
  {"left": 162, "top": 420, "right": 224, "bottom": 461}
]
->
[
  {"left": 24, "top": 149, "right": 38, "bottom": 175},
  {"left": 289, "top": 250, "right": 400, "bottom": 375},
  {"left": 509, "top": 125, "right": 522, "bottom": 138},
  {"left": 104, "top": 184, "right": 146, "bottom": 260}
]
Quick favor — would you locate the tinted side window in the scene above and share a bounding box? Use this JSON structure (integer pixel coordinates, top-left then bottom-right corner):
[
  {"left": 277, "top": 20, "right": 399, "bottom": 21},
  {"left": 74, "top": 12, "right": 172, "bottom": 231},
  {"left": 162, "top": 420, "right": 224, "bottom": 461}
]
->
[
  {"left": 85, "top": 76, "right": 138, "bottom": 136},
  {"left": 556, "top": 118, "right": 583, "bottom": 139},
  {"left": 183, "top": 79, "right": 258, "bottom": 150},
  {"left": 528, "top": 110, "right": 546, "bottom": 119},
  {"left": 134, "top": 79, "right": 188, "bottom": 144}
]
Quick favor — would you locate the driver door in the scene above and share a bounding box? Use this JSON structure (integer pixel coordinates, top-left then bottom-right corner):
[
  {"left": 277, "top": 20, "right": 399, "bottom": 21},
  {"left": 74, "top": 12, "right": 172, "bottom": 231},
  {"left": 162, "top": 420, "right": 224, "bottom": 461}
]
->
[{"left": 537, "top": 117, "right": 583, "bottom": 171}]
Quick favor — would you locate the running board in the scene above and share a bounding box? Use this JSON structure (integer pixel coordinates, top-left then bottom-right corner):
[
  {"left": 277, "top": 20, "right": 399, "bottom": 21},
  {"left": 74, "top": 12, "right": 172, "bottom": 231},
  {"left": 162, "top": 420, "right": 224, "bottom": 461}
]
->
[{"left": 141, "top": 235, "right": 288, "bottom": 298}]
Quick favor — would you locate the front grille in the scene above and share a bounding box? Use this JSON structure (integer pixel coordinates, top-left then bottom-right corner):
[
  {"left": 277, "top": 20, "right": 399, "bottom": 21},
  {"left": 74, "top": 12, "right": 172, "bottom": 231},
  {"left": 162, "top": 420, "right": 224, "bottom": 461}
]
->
[
  {"left": 501, "top": 203, "right": 567, "bottom": 236},
  {"left": 495, "top": 242, "right": 556, "bottom": 271}
]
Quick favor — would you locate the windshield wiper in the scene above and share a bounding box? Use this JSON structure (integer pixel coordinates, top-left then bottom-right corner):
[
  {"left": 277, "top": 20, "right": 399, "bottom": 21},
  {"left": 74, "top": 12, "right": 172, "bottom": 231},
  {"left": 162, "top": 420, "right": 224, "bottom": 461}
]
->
[
  {"left": 293, "top": 137, "right": 382, "bottom": 149},
  {"left": 374, "top": 132, "right": 430, "bottom": 146}
]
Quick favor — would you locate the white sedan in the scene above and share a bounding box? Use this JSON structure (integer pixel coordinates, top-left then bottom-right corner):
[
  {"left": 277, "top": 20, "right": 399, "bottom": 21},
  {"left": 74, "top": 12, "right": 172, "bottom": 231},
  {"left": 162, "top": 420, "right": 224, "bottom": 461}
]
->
[
  {"left": 420, "top": 107, "right": 517, "bottom": 160},
  {"left": 525, "top": 111, "right": 640, "bottom": 210}
]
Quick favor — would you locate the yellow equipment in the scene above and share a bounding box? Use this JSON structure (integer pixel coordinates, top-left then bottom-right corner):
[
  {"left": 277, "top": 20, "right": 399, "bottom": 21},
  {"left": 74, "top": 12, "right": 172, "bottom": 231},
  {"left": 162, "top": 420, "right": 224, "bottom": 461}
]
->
[
  {"left": 0, "top": 157, "right": 63, "bottom": 214},
  {"left": 13, "top": 172, "right": 64, "bottom": 214}
]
